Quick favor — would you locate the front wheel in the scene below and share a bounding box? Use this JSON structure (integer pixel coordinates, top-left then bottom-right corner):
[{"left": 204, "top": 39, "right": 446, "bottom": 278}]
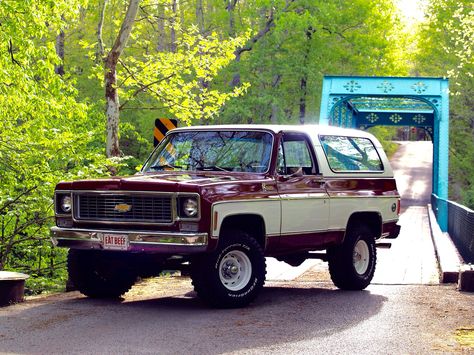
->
[
  {"left": 68, "top": 250, "right": 137, "bottom": 298},
  {"left": 328, "top": 225, "right": 377, "bottom": 290},
  {"left": 191, "top": 231, "right": 266, "bottom": 308}
]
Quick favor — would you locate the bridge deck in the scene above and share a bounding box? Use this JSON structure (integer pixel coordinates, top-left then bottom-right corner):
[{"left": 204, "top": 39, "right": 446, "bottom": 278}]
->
[{"left": 373, "top": 206, "right": 439, "bottom": 285}]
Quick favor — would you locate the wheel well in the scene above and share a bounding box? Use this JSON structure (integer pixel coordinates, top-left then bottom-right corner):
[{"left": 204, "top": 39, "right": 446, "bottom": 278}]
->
[
  {"left": 219, "top": 214, "right": 266, "bottom": 249},
  {"left": 345, "top": 212, "right": 382, "bottom": 240}
]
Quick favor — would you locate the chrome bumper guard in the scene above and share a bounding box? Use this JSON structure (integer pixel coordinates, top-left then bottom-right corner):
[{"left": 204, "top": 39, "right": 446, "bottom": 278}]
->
[{"left": 51, "top": 226, "right": 208, "bottom": 254}]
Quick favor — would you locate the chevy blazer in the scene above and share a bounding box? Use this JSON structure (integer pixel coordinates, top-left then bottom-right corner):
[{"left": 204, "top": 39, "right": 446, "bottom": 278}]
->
[{"left": 51, "top": 124, "right": 400, "bottom": 308}]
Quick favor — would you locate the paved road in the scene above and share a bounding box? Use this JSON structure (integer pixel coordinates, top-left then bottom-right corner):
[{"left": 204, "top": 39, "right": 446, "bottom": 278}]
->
[
  {"left": 1, "top": 141, "right": 473, "bottom": 354},
  {"left": 391, "top": 141, "right": 433, "bottom": 207},
  {"left": 1, "top": 279, "right": 472, "bottom": 354}
]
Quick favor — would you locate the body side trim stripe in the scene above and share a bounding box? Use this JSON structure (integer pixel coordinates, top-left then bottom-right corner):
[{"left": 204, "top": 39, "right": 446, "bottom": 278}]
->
[{"left": 266, "top": 228, "right": 345, "bottom": 238}]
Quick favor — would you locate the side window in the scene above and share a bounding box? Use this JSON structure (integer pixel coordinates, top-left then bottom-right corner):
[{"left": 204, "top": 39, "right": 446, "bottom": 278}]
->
[
  {"left": 320, "top": 135, "right": 383, "bottom": 172},
  {"left": 278, "top": 134, "right": 316, "bottom": 175}
]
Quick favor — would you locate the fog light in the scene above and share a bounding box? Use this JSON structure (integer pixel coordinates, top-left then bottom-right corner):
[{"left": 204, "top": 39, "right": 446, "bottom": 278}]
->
[{"left": 57, "top": 218, "right": 73, "bottom": 228}]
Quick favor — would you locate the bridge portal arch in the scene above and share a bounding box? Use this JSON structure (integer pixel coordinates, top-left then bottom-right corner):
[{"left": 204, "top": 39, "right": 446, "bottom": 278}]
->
[{"left": 319, "top": 76, "right": 449, "bottom": 231}]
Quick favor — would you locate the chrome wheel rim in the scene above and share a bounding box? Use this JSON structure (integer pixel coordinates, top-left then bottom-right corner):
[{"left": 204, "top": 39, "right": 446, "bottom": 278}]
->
[
  {"left": 219, "top": 250, "right": 252, "bottom": 291},
  {"left": 353, "top": 240, "right": 370, "bottom": 275}
]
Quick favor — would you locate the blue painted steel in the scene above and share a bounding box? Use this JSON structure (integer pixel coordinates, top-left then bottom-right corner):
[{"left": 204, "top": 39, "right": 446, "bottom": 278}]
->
[
  {"left": 350, "top": 97, "right": 434, "bottom": 111},
  {"left": 319, "top": 75, "right": 449, "bottom": 231},
  {"left": 436, "top": 80, "right": 450, "bottom": 231},
  {"left": 357, "top": 111, "right": 435, "bottom": 128}
]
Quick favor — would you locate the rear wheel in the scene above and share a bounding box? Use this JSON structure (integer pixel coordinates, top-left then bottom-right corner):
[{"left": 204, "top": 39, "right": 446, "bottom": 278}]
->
[
  {"left": 68, "top": 250, "right": 137, "bottom": 298},
  {"left": 328, "top": 225, "right": 377, "bottom": 290},
  {"left": 191, "top": 230, "right": 266, "bottom": 308}
]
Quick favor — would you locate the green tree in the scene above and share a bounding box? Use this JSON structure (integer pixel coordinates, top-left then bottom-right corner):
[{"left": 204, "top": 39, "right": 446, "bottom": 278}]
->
[
  {"left": 0, "top": 0, "right": 419, "bottom": 293},
  {"left": 415, "top": 0, "right": 474, "bottom": 207},
  {"left": 103, "top": 0, "right": 141, "bottom": 158},
  {"left": 64, "top": 0, "right": 406, "bottom": 138},
  {"left": 76, "top": 0, "right": 249, "bottom": 158},
  {"left": 0, "top": 1, "right": 110, "bottom": 287},
  {"left": 214, "top": 0, "right": 406, "bottom": 124}
]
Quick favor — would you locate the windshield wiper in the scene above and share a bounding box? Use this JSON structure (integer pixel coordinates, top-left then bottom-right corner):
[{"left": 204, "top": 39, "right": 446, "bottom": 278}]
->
[
  {"left": 150, "top": 163, "right": 183, "bottom": 170},
  {"left": 196, "top": 165, "right": 230, "bottom": 172}
]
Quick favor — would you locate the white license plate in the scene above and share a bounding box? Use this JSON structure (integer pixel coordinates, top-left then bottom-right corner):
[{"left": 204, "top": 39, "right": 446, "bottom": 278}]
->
[{"left": 102, "top": 234, "right": 129, "bottom": 250}]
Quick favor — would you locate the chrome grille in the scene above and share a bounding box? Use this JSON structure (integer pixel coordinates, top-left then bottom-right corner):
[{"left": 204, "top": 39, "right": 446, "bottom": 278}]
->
[{"left": 74, "top": 194, "right": 173, "bottom": 223}]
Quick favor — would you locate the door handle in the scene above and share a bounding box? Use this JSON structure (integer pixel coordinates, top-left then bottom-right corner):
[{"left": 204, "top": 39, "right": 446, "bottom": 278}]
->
[{"left": 311, "top": 179, "right": 325, "bottom": 186}]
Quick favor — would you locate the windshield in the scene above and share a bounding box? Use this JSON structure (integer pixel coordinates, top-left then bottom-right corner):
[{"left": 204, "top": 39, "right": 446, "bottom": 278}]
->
[{"left": 142, "top": 130, "right": 273, "bottom": 173}]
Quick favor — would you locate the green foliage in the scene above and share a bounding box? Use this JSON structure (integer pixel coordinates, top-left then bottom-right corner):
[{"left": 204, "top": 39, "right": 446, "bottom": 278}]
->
[
  {"left": 415, "top": 0, "right": 474, "bottom": 208},
  {"left": 215, "top": 0, "right": 407, "bottom": 124},
  {"left": 118, "top": 122, "right": 153, "bottom": 173},
  {"left": 368, "top": 127, "right": 399, "bottom": 158},
  {"left": 117, "top": 27, "right": 250, "bottom": 124},
  {"left": 0, "top": 0, "right": 112, "bottom": 289},
  {"left": 24, "top": 250, "right": 69, "bottom": 296},
  {"left": 65, "top": 0, "right": 408, "bottom": 128},
  {"left": 6, "top": 0, "right": 464, "bottom": 294}
]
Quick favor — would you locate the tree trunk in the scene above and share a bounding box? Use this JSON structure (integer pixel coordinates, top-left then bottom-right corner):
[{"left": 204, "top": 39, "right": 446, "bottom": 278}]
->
[
  {"left": 299, "top": 77, "right": 307, "bottom": 124},
  {"left": 196, "top": 0, "right": 204, "bottom": 33},
  {"left": 55, "top": 16, "right": 65, "bottom": 76},
  {"left": 231, "top": 5, "right": 277, "bottom": 87},
  {"left": 96, "top": 0, "right": 107, "bottom": 63},
  {"left": 227, "top": 0, "right": 238, "bottom": 37},
  {"left": 157, "top": 3, "right": 165, "bottom": 52},
  {"left": 270, "top": 103, "right": 278, "bottom": 124},
  {"left": 105, "top": 0, "right": 141, "bottom": 158},
  {"left": 105, "top": 67, "right": 121, "bottom": 158},
  {"left": 299, "top": 27, "right": 315, "bottom": 125},
  {"left": 170, "top": 0, "right": 177, "bottom": 53},
  {"left": 231, "top": 52, "right": 241, "bottom": 87}
]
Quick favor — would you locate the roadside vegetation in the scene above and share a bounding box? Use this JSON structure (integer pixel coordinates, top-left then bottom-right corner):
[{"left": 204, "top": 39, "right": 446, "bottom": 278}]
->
[{"left": 0, "top": 0, "right": 472, "bottom": 293}]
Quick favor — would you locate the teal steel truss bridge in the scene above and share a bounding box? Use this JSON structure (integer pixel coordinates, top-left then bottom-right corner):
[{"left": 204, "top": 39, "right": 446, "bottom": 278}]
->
[{"left": 319, "top": 76, "right": 449, "bottom": 231}]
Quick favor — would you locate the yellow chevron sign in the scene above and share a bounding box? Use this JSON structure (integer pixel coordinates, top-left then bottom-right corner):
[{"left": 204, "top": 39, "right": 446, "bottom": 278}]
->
[{"left": 154, "top": 118, "right": 177, "bottom": 146}]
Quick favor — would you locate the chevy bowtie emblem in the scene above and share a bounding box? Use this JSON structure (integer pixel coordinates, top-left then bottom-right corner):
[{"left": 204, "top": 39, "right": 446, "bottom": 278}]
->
[{"left": 114, "top": 203, "right": 132, "bottom": 213}]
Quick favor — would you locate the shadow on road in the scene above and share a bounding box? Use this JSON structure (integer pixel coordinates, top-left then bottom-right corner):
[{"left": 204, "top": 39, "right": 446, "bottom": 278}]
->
[{"left": 0, "top": 284, "right": 387, "bottom": 354}]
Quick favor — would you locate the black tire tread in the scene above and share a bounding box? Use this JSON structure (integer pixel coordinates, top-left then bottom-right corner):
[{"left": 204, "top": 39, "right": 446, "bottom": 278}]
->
[
  {"left": 191, "top": 231, "right": 266, "bottom": 308},
  {"left": 67, "top": 250, "right": 136, "bottom": 298},
  {"left": 328, "top": 224, "right": 377, "bottom": 290}
]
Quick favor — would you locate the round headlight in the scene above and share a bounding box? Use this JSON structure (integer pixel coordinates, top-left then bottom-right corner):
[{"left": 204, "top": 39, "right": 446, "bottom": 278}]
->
[
  {"left": 182, "top": 198, "right": 198, "bottom": 217},
  {"left": 60, "top": 195, "right": 72, "bottom": 213}
]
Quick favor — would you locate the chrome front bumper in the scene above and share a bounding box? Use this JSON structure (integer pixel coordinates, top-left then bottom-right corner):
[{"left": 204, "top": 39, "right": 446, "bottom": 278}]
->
[{"left": 51, "top": 226, "right": 208, "bottom": 254}]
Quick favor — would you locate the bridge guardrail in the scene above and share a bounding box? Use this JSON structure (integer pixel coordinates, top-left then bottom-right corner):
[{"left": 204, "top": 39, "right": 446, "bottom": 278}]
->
[{"left": 431, "top": 194, "right": 474, "bottom": 264}]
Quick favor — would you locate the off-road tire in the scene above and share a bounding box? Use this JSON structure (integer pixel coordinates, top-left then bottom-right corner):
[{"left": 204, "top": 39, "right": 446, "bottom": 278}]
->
[
  {"left": 67, "top": 250, "right": 137, "bottom": 298},
  {"left": 328, "top": 224, "right": 377, "bottom": 290},
  {"left": 191, "top": 230, "right": 266, "bottom": 308}
]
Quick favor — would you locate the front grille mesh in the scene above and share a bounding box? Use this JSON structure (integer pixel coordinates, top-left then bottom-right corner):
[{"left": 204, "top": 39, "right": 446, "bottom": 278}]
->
[{"left": 75, "top": 194, "right": 173, "bottom": 223}]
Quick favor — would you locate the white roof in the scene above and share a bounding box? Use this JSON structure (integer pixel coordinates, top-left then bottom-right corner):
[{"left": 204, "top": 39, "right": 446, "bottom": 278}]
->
[{"left": 170, "top": 124, "right": 375, "bottom": 139}]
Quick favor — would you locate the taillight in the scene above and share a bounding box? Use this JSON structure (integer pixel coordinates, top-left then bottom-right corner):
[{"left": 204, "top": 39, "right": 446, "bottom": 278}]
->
[{"left": 397, "top": 199, "right": 401, "bottom": 215}]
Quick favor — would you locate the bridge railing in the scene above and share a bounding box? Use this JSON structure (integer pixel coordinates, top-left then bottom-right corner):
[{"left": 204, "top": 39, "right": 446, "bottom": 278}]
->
[{"left": 431, "top": 194, "right": 474, "bottom": 263}]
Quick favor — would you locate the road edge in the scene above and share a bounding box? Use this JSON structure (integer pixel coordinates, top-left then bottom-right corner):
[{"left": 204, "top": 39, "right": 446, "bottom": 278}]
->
[{"left": 427, "top": 204, "right": 463, "bottom": 284}]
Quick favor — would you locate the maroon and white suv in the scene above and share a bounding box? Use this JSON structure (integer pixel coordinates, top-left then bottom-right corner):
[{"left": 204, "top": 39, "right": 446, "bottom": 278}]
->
[{"left": 51, "top": 125, "right": 400, "bottom": 308}]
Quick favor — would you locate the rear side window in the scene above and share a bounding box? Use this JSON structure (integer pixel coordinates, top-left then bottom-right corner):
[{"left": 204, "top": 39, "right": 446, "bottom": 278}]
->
[{"left": 319, "top": 135, "right": 383, "bottom": 172}]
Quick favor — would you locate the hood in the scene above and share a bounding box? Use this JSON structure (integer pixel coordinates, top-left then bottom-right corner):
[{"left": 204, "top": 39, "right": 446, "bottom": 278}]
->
[{"left": 56, "top": 172, "right": 265, "bottom": 193}]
